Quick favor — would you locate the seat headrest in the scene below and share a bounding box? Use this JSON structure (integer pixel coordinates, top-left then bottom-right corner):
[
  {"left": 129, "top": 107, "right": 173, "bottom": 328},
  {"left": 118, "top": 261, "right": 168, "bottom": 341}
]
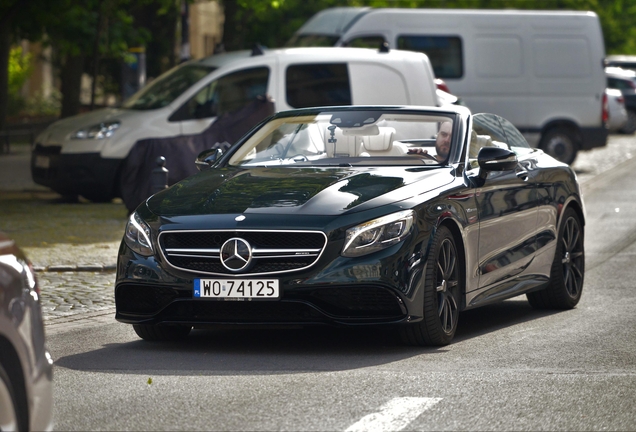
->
[{"left": 362, "top": 127, "right": 396, "bottom": 152}]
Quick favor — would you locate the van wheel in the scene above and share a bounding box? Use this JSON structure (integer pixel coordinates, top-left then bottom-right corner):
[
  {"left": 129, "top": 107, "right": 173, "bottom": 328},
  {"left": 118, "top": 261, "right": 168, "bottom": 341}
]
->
[
  {"left": 540, "top": 128, "right": 578, "bottom": 165},
  {"left": 80, "top": 192, "right": 115, "bottom": 203},
  {"left": 619, "top": 110, "right": 636, "bottom": 134}
]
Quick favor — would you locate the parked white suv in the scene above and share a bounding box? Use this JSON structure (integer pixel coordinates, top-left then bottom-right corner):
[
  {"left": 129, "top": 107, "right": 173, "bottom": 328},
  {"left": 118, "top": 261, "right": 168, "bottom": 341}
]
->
[{"left": 31, "top": 47, "right": 439, "bottom": 208}]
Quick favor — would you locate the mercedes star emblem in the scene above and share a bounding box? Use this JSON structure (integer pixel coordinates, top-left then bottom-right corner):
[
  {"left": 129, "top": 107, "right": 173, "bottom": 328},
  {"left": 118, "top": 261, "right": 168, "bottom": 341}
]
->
[{"left": 220, "top": 238, "right": 252, "bottom": 271}]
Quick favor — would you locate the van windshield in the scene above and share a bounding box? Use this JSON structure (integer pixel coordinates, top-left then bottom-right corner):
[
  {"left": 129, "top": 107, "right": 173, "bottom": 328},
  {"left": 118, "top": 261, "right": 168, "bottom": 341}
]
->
[{"left": 122, "top": 64, "right": 215, "bottom": 110}]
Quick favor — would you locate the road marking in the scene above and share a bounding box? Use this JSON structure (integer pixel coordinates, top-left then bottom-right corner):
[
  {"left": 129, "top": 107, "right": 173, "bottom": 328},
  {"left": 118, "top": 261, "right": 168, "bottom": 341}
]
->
[{"left": 345, "top": 397, "right": 442, "bottom": 432}]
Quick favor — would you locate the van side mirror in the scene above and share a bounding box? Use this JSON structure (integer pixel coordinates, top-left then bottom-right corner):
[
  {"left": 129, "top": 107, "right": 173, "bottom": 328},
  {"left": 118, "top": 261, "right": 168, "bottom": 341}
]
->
[
  {"left": 477, "top": 147, "right": 517, "bottom": 178},
  {"left": 195, "top": 148, "right": 223, "bottom": 171}
]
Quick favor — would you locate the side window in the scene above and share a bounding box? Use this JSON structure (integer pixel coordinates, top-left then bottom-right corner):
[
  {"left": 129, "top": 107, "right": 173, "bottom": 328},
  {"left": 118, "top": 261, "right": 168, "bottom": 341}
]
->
[
  {"left": 397, "top": 35, "right": 463, "bottom": 79},
  {"left": 171, "top": 67, "right": 269, "bottom": 121},
  {"left": 497, "top": 116, "right": 534, "bottom": 157},
  {"left": 344, "top": 36, "right": 386, "bottom": 49},
  {"left": 468, "top": 113, "right": 509, "bottom": 169},
  {"left": 286, "top": 63, "right": 352, "bottom": 108}
]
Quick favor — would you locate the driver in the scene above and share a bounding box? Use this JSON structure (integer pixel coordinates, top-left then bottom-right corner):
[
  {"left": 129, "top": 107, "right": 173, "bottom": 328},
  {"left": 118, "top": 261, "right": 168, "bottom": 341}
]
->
[{"left": 407, "top": 121, "right": 452, "bottom": 162}]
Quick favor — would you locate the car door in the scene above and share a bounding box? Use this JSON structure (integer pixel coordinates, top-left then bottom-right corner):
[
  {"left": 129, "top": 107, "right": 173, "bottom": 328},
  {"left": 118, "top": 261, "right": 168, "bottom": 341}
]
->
[
  {"left": 171, "top": 66, "right": 272, "bottom": 136},
  {"left": 470, "top": 113, "right": 538, "bottom": 290}
]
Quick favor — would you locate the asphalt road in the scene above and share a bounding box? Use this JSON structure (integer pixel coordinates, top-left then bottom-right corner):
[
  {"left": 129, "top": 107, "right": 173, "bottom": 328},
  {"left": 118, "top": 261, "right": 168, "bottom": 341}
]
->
[{"left": 38, "top": 137, "right": 636, "bottom": 431}]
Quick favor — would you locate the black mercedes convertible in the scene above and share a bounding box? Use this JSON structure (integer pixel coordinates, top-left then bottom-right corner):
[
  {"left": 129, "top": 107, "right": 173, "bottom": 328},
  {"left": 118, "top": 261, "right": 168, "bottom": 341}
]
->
[{"left": 115, "top": 105, "right": 585, "bottom": 346}]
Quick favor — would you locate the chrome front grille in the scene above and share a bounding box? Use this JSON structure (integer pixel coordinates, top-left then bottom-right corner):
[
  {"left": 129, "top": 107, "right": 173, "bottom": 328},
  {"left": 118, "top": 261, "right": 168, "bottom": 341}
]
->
[{"left": 159, "top": 229, "right": 328, "bottom": 276}]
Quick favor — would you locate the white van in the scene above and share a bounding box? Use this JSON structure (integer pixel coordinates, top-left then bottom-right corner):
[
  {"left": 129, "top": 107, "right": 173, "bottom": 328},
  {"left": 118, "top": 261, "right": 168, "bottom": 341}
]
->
[
  {"left": 31, "top": 47, "right": 438, "bottom": 205},
  {"left": 288, "top": 7, "right": 609, "bottom": 164}
]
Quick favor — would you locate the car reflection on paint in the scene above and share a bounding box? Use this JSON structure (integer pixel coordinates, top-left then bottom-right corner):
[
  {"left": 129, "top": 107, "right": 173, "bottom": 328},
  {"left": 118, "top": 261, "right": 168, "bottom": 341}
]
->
[
  {"left": 0, "top": 233, "right": 53, "bottom": 430},
  {"left": 115, "top": 105, "right": 585, "bottom": 346}
]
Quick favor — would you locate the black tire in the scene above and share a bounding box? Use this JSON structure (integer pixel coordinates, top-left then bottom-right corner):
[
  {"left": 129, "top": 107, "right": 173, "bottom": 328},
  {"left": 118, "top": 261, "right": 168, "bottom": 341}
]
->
[
  {"left": 55, "top": 193, "right": 80, "bottom": 203},
  {"left": 80, "top": 191, "right": 115, "bottom": 203},
  {"left": 619, "top": 109, "right": 636, "bottom": 134},
  {"left": 539, "top": 128, "right": 578, "bottom": 165},
  {"left": 401, "top": 225, "right": 462, "bottom": 346},
  {"left": 527, "top": 208, "right": 584, "bottom": 309},
  {"left": 0, "top": 362, "right": 28, "bottom": 432},
  {"left": 133, "top": 324, "right": 192, "bottom": 342}
]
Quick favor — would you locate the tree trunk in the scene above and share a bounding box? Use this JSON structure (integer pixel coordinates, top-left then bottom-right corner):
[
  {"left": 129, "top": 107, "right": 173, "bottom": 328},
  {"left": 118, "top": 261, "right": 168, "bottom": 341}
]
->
[
  {"left": 60, "top": 54, "right": 84, "bottom": 119},
  {"left": 222, "top": 0, "right": 241, "bottom": 51},
  {"left": 0, "top": 24, "right": 10, "bottom": 130},
  {"left": 90, "top": 4, "right": 105, "bottom": 110}
]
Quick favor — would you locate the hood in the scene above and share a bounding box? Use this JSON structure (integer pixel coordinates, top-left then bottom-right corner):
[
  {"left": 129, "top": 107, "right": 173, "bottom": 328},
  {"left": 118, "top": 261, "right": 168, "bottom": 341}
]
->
[{"left": 146, "top": 166, "right": 454, "bottom": 217}]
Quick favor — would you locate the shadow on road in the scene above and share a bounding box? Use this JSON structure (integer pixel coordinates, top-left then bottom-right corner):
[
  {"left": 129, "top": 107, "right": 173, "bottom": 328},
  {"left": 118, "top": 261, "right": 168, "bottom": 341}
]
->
[
  {"left": 454, "top": 298, "right": 560, "bottom": 342},
  {"left": 54, "top": 298, "right": 563, "bottom": 375}
]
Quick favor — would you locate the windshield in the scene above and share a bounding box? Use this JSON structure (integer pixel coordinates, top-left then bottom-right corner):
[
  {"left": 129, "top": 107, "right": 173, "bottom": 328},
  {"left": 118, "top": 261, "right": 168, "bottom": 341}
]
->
[
  {"left": 228, "top": 110, "right": 456, "bottom": 167},
  {"left": 122, "top": 64, "right": 215, "bottom": 110}
]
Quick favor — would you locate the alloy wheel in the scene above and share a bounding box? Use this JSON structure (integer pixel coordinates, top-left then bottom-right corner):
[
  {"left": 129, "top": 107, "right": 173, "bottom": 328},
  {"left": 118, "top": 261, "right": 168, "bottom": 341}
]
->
[
  {"left": 436, "top": 238, "right": 459, "bottom": 334},
  {"left": 561, "top": 216, "right": 584, "bottom": 298}
]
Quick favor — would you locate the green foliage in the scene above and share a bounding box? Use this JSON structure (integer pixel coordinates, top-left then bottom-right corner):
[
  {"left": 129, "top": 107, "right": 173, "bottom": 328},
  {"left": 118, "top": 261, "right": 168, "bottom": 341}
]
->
[
  {"left": 23, "top": 89, "right": 62, "bottom": 117},
  {"left": 6, "top": 46, "right": 33, "bottom": 116},
  {"left": 8, "top": 46, "right": 32, "bottom": 95}
]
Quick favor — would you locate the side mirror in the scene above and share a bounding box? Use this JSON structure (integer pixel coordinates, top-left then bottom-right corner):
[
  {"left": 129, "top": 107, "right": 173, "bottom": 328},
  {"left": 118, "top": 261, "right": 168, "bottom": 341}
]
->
[
  {"left": 477, "top": 147, "right": 517, "bottom": 178},
  {"left": 195, "top": 148, "right": 223, "bottom": 171}
]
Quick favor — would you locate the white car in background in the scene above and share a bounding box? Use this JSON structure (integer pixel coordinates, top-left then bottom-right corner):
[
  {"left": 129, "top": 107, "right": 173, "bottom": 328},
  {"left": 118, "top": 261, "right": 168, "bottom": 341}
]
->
[
  {"left": 606, "top": 88, "right": 628, "bottom": 132},
  {"left": 31, "top": 46, "right": 440, "bottom": 210}
]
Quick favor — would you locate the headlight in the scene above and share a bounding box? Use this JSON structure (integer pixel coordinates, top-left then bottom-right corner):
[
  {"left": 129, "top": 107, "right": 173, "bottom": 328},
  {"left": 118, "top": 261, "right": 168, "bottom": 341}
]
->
[
  {"left": 71, "top": 121, "right": 120, "bottom": 139},
  {"left": 342, "top": 210, "right": 415, "bottom": 258},
  {"left": 124, "top": 212, "right": 153, "bottom": 256}
]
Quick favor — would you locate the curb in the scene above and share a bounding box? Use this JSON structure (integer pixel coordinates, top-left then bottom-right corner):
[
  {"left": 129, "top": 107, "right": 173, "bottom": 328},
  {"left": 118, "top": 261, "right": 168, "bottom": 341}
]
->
[{"left": 44, "top": 307, "right": 117, "bottom": 335}]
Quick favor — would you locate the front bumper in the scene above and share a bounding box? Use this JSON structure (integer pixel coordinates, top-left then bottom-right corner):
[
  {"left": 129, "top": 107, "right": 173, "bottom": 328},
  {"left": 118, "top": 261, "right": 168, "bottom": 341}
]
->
[
  {"left": 115, "top": 241, "right": 426, "bottom": 328},
  {"left": 116, "top": 282, "right": 409, "bottom": 326},
  {"left": 30, "top": 145, "right": 122, "bottom": 200}
]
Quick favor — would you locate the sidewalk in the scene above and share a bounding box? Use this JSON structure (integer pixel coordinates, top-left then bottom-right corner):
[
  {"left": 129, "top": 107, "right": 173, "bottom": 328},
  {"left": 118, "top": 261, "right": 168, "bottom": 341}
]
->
[
  {"left": 0, "top": 142, "right": 127, "bottom": 271},
  {"left": 0, "top": 142, "right": 49, "bottom": 193}
]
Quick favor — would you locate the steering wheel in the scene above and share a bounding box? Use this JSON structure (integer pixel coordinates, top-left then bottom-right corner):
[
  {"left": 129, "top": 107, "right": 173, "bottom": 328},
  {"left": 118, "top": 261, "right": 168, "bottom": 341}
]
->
[
  {"left": 407, "top": 148, "right": 439, "bottom": 162},
  {"left": 422, "top": 152, "right": 438, "bottom": 162}
]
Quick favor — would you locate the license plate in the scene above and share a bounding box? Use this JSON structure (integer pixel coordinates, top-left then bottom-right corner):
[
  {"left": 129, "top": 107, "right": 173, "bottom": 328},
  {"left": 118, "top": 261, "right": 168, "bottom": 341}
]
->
[
  {"left": 35, "top": 155, "right": 50, "bottom": 169},
  {"left": 194, "top": 279, "right": 279, "bottom": 299}
]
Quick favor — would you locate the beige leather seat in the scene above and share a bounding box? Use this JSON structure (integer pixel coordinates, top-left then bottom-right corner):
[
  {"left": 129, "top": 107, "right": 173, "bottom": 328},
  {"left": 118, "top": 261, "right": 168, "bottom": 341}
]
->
[
  {"left": 359, "top": 127, "right": 406, "bottom": 157},
  {"left": 469, "top": 130, "right": 510, "bottom": 167}
]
